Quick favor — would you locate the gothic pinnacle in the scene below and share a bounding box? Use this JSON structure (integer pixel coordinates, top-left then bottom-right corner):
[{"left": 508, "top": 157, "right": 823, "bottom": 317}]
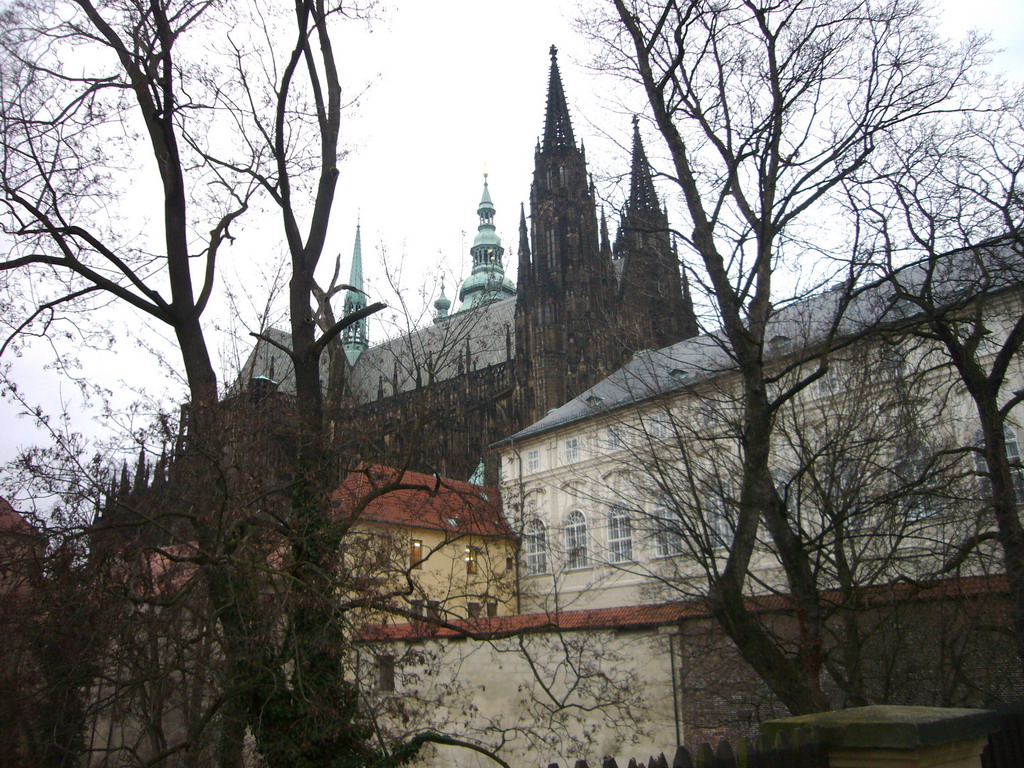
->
[{"left": 542, "top": 44, "right": 576, "bottom": 153}]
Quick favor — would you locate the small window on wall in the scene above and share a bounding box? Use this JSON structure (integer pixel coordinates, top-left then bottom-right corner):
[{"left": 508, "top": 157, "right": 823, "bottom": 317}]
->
[
  {"left": 465, "top": 546, "right": 478, "bottom": 574},
  {"left": 376, "top": 655, "right": 395, "bottom": 693},
  {"left": 467, "top": 601, "right": 482, "bottom": 619},
  {"left": 564, "top": 437, "right": 580, "bottom": 463},
  {"left": 410, "top": 539, "right": 424, "bottom": 569},
  {"left": 410, "top": 600, "right": 423, "bottom": 620},
  {"left": 604, "top": 426, "right": 625, "bottom": 449},
  {"left": 486, "top": 601, "right": 498, "bottom": 617},
  {"left": 427, "top": 601, "right": 441, "bottom": 621},
  {"left": 648, "top": 417, "right": 672, "bottom": 439},
  {"left": 527, "top": 449, "right": 541, "bottom": 473}
]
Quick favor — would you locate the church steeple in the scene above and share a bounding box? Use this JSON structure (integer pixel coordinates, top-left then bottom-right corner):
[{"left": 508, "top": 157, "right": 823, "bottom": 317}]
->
[
  {"left": 342, "top": 221, "right": 368, "bottom": 365},
  {"left": 457, "top": 175, "right": 516, "bottom": 311},
  {"left": 615, "top": 117, "right": 697, "bottom": 349},
  {"left": 627, "top": 116, "right": 660, "bottom": 216},
  {"left": 542, "top": 46, "right": 576, "bottom": 153},
  {"left": 600, "top": 207, "right": 612, "bottom": 263},
  {"left": 515, "top": 46, "right": 617, "bottom": 425},
  {"left": 517, "top": 203, "right": 531, "bottom": 300}
]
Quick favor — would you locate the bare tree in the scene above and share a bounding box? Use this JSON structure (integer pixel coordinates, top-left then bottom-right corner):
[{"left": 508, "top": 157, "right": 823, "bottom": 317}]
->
[
  {"left": 585, "top": 0, "right": 994, "bottom": 712},
  {"left": 848, "top": 100, "right": 1024, "bottom": 664},
  {"left": 0, "top": 0, "right": 390, "bottom": 764}
]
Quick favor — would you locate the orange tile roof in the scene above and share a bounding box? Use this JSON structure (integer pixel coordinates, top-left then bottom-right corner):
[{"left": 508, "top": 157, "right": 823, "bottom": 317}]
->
[
  {"left": 332, "top": 464, "right": 513, "bottom": 538},
  {"left": 359, "top": 573, "right": 1011, "bottom": 642}
]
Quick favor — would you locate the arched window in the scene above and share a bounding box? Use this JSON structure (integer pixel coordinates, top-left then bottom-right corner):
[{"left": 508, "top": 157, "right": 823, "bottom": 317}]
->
[
  {"left": 524, "top": 519, "right": 547, "bottom": 576},
  {"left": 607, "top": 505, "right": 632, "bottom": 563},
  {"left": 565, "top": 510, "right": 588, "bottom": 570}
]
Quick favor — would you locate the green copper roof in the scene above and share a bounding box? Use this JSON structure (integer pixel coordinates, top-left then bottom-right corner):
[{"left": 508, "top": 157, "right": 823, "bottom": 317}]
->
[
  {"left": 433, "top": 282, "right": 452, "bottom": 324},
  {"left": 342, "top": 221, "right": 369, "bottom": 365},
  {"left": 458, "top": 175, "right": 516, "bottom": 311}
]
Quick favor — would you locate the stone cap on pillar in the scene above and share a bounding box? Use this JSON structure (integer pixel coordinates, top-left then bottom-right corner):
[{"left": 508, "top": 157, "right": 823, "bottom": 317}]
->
[{"left": 761, "top": 705, "right": 1000, "bottom": 750}]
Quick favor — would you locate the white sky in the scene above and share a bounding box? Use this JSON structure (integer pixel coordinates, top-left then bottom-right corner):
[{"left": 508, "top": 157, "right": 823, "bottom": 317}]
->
[{"left": 2, "top": 0, "right": 1023, "bottom": 480}]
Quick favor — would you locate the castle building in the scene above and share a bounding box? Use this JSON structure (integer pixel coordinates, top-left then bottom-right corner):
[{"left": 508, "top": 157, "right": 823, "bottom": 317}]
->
[{"left": 243, "top": 46, "right": 697, "bottom": 483}]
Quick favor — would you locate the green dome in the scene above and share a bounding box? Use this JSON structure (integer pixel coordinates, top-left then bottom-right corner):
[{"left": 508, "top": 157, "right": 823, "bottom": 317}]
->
[{"left": 473, "top": 229, "right": 502, "bottom": 249}]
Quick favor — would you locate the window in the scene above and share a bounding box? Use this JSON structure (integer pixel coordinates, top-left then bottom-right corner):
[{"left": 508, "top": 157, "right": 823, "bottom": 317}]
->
[
  {"left": 607, "top": 505, "right": 633, "bottom": 563},
  {"left": 527, "top": 449, "right": 541, "bottom": 473},
  {"left": 565, "top": 510, "right": 588, "bottom": 570},
  {"left": 410, "top": 600, "right": 423, "bottom": 620},
  {"left": 376, "top": 655, "right": 395, "bottom": 693},
  {"left": 524, "top": 519, "right": 548, "bottom": 575},
  {"left": 897, "top": 440, "right": 939, "bottom": 520},
  {"left": 465, "top": 546, "right": 478, "bottom": 574},
  {"left": 835, "top": 458, "right": 868, "bottom": 532},
  {"left": 648, "top": 417, "right": 672, "bottom": 439},
  {"left": 705, "top": 493, "right": 732, "bottom": 547},
  {"left": 427, "top": 601, "right": 441, "bottom": 621},
  {"left": 410, "top": 539, "right": 424, "bottom": 569},
  {"left": 816, "top": 360, "right": 844, "bottom": 398},
  {"left": 564, "top": 437, "right": 580, "bottom": 463},
  {"left": 974, "top": 426, "right": 1024, "bottom": 498},
  {"left": 878, "top": 342, "right": 906, "bottom": 380},
  {"left": 486, "top": 601, "right": 498, "bottom": 617},
  {"left": 653, "top": 504, "right": 683, "bottom": 558},
  {"left": 604, "top": 426, "right": 625, "bottom": 449},
  {"left": 467, "top": 601, "right": 481, "bottom": 618}
]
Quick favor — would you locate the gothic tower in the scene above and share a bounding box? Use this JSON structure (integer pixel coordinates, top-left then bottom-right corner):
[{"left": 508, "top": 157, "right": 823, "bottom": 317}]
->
[
  {"left": 515, "top": 46, "right": 617, "bottom": 425},
  {"left": 614, "top": 117, "right": 698, "bottom": 350}
]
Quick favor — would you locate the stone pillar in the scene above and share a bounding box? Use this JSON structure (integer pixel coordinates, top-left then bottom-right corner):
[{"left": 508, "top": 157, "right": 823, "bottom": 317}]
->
[{"left": 762, "top": 705, "right": 1000, "bottom": 768}]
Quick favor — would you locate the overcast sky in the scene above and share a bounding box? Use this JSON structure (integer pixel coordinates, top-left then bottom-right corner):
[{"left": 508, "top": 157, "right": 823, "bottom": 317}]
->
[{"left": 2, "top": 0, "right": 1023, "bottom": 481}]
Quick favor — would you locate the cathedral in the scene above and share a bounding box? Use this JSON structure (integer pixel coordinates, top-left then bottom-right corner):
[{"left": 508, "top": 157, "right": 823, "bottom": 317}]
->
[{"left": 244, "top": 46, "right": 698, "bottom": 483}]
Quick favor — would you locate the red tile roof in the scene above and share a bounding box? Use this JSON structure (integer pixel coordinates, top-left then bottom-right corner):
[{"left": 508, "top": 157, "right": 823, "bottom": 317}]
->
[
  {"left": 0, "top": 497, "right": 34, "bottom": 536},
  {"left": 332, "top": 464, "right": 513, "bottom": 538},
  {"left": 359, "top": 573, "right": 1011, "bottom": 642}
]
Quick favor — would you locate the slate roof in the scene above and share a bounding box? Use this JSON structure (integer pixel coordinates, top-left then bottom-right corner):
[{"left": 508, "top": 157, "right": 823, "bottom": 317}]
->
[
  {"left": 346, "top": 297, "right": 515, "bottom": 401},
  {"left": 332, "top": 464, "right": 513, "bottom": 538},
  {"left": 240, "top": 297, "right": 516, "bottom": 403},
  {"left": 499, "top": 244, "right": 1024, "bottom": 445}
]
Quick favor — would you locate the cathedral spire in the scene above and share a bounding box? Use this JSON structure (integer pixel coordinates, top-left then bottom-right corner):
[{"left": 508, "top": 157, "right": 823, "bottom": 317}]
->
[
  {"left": 133, "top": 443, "right": 148, "bottom": 492},
  {"left": 342, "top": 221, "right": 368, "bottom": 365},
  {"left": 627, "top": 116, "right": 660, "bottom": 216},
  {"left": 600, "top": 206, "right": 612, "bottom": 262},
  {"left": 542, "top": 45, "right": 576, "bottom": 153}
]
